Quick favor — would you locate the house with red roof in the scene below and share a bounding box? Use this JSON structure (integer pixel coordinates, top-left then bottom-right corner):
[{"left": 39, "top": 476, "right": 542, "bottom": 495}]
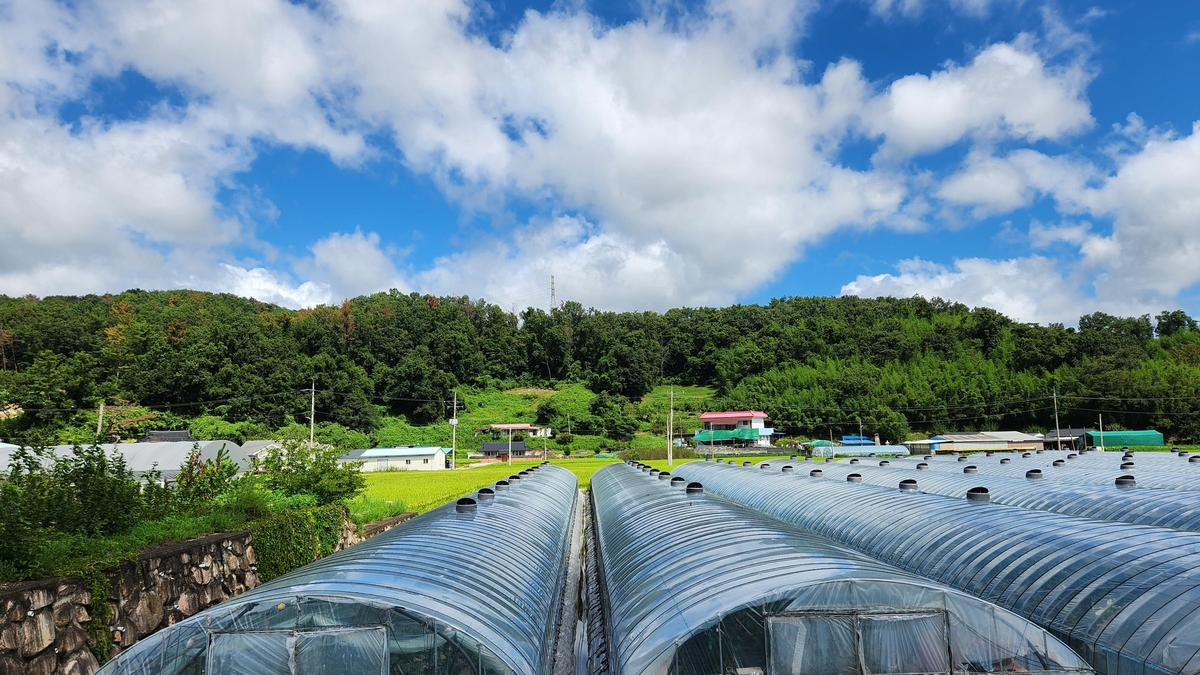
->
[{"left": 694, "top": 411, "right": 775, "bottom": 448}]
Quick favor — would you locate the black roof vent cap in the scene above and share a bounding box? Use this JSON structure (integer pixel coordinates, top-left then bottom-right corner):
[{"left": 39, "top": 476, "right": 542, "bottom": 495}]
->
[
  {"left": 685, "top": 482, "right": 704, "bottom": 494},
  {"left": 869, "top": 453, "right": 877, "bottom": 458},
  {"left": 508, "top": 475, "right": 522, "bottom": 484},
  {"left": 1123, "top": 453, "right": 1134, "bottom": 460},
  {"left": 1120, "top": 462, "right": 1135, "bottom": 470},
  {"left": 1022, "top": 453, "right": 1032, "bottom": 458},
  {"left": 847, "top": 473, "right": 863, "bottom": 483},
  {"left": 1191, "top": 456, "right": 1200, "bottom": 464},
  {"left": 849, "top": 459, "right": 860, "bottom": 465},
  {"left": 704, "top": 457, "right": 712, "bottom": 462},
  {"left": 1115, "top": 475, "right": 1137, "bottom": 487},
  {"left": 879, "top": 460, "right": 890, "bottom": 467},
  {"left": 761, "top": 464, "right": 771, "bottom": 470},
  {"left": 963, "top": 466, "right": 978, "bottom": 474},
  {"left": 649, "top": 469, "right": 660, "bottom": 477},
  {"left": 924, "top": 455, "right": 933, "bottom": 460},
  {"left": 495, "top": 480, "right": 510, "bottom": 491},
  {"left": 916, "top": 463, "right": 929, "bottom": 470},
  {"left": 1000, "top": 458, "right": 1012, "bottom": 464},
  {"left": 1026, "top": 469, "right": 1043, "bottom": 479},
  {"left": 790, "top": 455, "right": 798, "bottom": 460},
  {"left": 810, "top": 469, "right": 824, "bottom": 478},
  {"left": 658, "top": 472, "right": 672, "bottom": 480},
  {"left": 966, "top": 487, "right": 990, "bottom": 502},
  {"left": 456, "top": 497, "right": 478, "bottom": 513},
  {"left": 641, "top": 466, "right": 652, "bottom": 473},
  {"left": 1067, "top": 453, "right": 1078, "bottom": 459},
  {"left": 781, "top": 466, "right": 794, "bottom": 473},
  {"left": 477, "top": 488, "right": 495, "bottom": 501},
  {"left": 986, "top": 451, "right": 995, "bottom": 456},
  {"left": 1036, "top": 449, "right": 1044, "bottom": 454},
  {"left": 899, "top": 479, "right": 918, "bottom": 492},
  {"left": 742, "top": 461, "right": 753, "bottom": 467},
  {"left": 1052, "top": 459, "right": 1066, "bottom": 467},
  {"left": 958, "top": 456, "right": 968, "bottom": 462},
  {"left": 715, "top": 459, "right": 724, "bottom": 463},
  {"left": 670, "top": 476, "right": 686, "bottom": 487}
]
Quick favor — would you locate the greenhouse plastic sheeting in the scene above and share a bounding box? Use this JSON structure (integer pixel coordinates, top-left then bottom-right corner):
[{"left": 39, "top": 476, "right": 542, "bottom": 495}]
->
[
  {"left": 807, "top": 445, "right": 911, "bottom": 458},
  {"left": 97, "top": 464, "right": 578, "bottom": 675},
  {"left": 968, "top": 450, "right": 1200, "bottom": 474},
  {"left": 882, "top": 456, "right": 1200, "bottom": 492},
  {"left": 591, "top": 462, "right": 1091, "bottom": 675},
  {"left": 806, "top": 462, "right": 1200, "bottom": 534},
  {"left": 674, "top": 461, "right": 1200, "bottom": 675}
]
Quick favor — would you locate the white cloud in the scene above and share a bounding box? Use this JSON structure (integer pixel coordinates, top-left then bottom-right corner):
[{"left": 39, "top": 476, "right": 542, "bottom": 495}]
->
[{"left": 866, "top": 40, "right": 1093, "bottom": 158}]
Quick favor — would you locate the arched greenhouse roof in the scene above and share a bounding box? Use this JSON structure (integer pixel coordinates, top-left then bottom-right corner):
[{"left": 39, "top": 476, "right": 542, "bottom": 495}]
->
[
  {"left": 882, "top": 455, "right": 1200, "bottom": 492},
  {"left": 674, "top": 461, "right": 1200, "bottom": 675},
  {"left": 0, "top": 441, "right": 249, "bottom": 477},
  {"left": 98, "top": 463, "right": 578, "bottom": 675},
  {"left": 592, "top": 462, "right": 1090, "bottom": 675},
  {"left": 808, "top": 461, "right": 1200, "bottom": 534}
]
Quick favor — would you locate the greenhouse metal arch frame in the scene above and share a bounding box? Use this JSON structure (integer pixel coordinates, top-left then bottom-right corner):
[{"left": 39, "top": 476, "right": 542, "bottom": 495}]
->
[
  {"left": 675, "top": 461, "right": 1200, "bottom": 675},
  {"left": 98, "top": 464, "right": 579, "bottom": 675}
]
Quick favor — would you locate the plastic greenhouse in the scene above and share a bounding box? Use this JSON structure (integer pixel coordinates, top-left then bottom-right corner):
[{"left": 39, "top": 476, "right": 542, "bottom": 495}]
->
[
  {"left": 674, "top": 461, "right": 1200, "bottom": 675},
  {"left": 590, "top": 462, "right": 1092, "bottom": 675},
  {"left": 97, "top": 464, "right": 578, "bottom": 675},
  {"left": 808, "top": 461, "right": 1200, "bottom": 534},
  {"left": 882, "top": 455, "right": 1200, "bottom": 492}
]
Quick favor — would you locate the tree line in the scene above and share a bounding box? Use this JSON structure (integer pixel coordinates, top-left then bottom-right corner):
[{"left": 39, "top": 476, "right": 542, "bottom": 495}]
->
[{"left": 1, "top": 289, "right": 1199, "bottom": 443}]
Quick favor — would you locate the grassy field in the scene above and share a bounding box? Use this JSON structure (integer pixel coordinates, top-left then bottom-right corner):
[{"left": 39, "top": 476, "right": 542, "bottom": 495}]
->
[{"left": 352, "top": 452, "right": 816, "bottom": 519}]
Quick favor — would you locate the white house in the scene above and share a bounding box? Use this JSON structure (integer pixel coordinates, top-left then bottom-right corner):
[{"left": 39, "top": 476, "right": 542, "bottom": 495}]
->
[{"left": 341, "top": 446, "right": 447, "bottom": 472}]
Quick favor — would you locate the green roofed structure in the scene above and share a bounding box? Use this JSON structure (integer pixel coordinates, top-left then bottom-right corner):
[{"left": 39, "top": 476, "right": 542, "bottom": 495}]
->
[{"left": 1084, "top": 429, "right": 1164, "bottom": 447}]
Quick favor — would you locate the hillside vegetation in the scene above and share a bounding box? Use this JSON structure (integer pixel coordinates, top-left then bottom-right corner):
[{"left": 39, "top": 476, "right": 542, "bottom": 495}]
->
[{"left": 2, "top": 290, "right": 1199, "bottom": 445}]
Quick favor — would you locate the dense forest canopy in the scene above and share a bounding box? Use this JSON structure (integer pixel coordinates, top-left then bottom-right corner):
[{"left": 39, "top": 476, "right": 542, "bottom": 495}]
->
[{"left": 2, "top": 289, "right": 1199, "bottom": 444}]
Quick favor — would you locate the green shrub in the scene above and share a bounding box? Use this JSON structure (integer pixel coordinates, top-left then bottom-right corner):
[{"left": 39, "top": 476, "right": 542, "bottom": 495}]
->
[
  {"left": 254, "top": 440, "right": 366, "bottom": 505},
  {"left": 555, "top": 432, "right": 574, "bottom": 446},
  {"left": 176, "top": 444, "right": 240, "bottom": 508}
]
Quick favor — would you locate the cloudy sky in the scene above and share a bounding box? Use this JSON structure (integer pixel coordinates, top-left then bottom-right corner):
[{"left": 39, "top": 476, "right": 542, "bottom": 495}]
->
[{"left": 1, "top": 0, "right": 1197, "bottom": 323}]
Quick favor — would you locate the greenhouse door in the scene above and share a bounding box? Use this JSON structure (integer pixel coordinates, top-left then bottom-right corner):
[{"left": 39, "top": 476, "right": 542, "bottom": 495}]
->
[
  {"left": 207, "top": 626, "right": 388, "bottom": 675},
  {"left": 767, "top": 611, "right": 951, "bottom": 675}
]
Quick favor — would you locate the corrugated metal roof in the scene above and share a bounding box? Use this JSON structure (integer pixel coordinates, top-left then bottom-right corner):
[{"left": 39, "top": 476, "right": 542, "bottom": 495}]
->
[{"left": 699, "top": 410, "right": 767, "bottom": 421}]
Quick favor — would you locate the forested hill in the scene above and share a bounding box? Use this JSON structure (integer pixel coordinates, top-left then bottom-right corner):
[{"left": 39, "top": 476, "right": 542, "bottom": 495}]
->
[{"left": 2, "top": 289, "right": 1199, "bottom": 444}]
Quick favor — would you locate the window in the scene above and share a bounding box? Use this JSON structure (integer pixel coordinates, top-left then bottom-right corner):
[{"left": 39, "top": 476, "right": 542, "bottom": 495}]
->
[
  {"left": 423, "top": 459, "right": 429, "bottom": 464},
  {"left": 406, "top": 459, "right": 411, "bottom": 465}
]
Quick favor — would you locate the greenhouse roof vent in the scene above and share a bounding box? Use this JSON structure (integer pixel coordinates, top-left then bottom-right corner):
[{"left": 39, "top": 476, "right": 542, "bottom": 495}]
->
[
  {"left": 847, "top": 473, "right": 863, "bottom": 483},
  {"left": 1026, "top": 469, "right": 1043, "bottom": 479},
  {"left": 685, "top": 482, "right": 704, "bottom": 495},
  {"left": 879, "top": 460, "right": 890, "bottom": 467},
  {"left": 742, "top": 461, "right": 753, "bottom": 467},
  {"left": 899, "top": 479, "right": 918, "bottom": 492},
  {"left": 958, "top": 456, "right": 969, "bottom": 462},
  {"left": 658, "top": 472, "right": 672, "bottom": 481},
  {"left": 495, "top": 480, "right": 510, "bottom": 491},
  {"left": 1115, "top": 475, "right": 1137, "bottom": 487},
  {"left": 849, "top": 459, "right": 860, "bottom": 465},
  {"left": 1052, "top": 460, "right": 1066, "bottom": 467},
  {"left": 964, "top": 466, "right": 978, "bottom": 474},
  {"left": 456, "top": 498, "right": 478, "bottom": 513},
  {"left": 477, "top": 488, "right": 495, "bottom": 502},
  {"left": 508, "top": 475, "right": 522, "bottom": 485},
  {"left": 1000, "top": 458, "right": 1012, "bottom": 464},
  {"left": 916, "top": 463, "right": 929, "bottom": 470},
  {"left": 761, "top": 464, "right": 771, "bottom": 470},
  {"left": 781, "top": 466, "right": 794, "bottom": 473},
  {"left": 810, "top": 469, "right": 824, "bottom": 478},
  {"left": 670, "top": 476, "right": 686, "bottom": 487},
  {"left": 1121, "top": 462, "right": 1135, "bottom": 470},
  {"left": 966, "top": 487, "right": 990, "bottom": 502},
  {"left": 1067, "top": 453, "right": 1079, "bottom": 459},
  {"left": 649, "top": 469, "right": 660, "bottom": 477}
]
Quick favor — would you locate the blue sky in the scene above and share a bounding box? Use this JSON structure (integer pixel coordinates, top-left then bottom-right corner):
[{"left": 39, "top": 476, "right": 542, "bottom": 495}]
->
[{"left": 2, "top": 0, "right": 1199, "bottom": 323}]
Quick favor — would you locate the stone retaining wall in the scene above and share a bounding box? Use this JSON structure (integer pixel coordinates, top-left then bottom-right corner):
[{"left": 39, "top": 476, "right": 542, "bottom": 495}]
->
[{"left": 0, "top": 512, "right": 416, "bottom": 675}]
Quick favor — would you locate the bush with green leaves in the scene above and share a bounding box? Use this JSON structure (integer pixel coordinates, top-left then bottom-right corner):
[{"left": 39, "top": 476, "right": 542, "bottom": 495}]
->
[
  {"left": 175, "top": 443, "right": 241, "bottom": 507},
  {"left": 254, "top": 440, "right": 366, "bottom": 505}
]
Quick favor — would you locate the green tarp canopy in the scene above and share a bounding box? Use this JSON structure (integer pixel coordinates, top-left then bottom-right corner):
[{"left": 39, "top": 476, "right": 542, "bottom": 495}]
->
[
  {"left": 693, "top": 428, "right": 760, "bottom": 442},
  {"left": 1084, "top": 430, "right": 1164, "bottom": 447},
  {"left": 806, "top": 439, "right": 836, "bottom": 447}
]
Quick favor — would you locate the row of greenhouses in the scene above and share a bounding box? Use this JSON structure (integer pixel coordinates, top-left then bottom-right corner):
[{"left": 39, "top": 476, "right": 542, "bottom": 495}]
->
[{"left": 99, "top": 449, "right": 1200, "bottom": 675}]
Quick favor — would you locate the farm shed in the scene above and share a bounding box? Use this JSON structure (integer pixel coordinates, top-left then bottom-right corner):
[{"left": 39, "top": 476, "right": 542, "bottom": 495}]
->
[
  {"left": 340, "top": 446, "right": 447, "bottom": 471},
  {"left": 97, "top": 463, "right": 579, "bottom": 675},
  {"left": 675, "top": 460, "right": 1200, "bottom": 675},
  {"left": 0, "top": 441, "right": 247, "bottom": 482},
  {"left": 1084, "top": 429, "right": 1164, "bottom": 447},
  {"left": 589, "top": 462, "right": 1090, "bottom": 675}
]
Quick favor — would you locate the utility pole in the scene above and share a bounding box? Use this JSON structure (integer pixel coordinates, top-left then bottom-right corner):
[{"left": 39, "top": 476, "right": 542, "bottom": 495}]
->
[
  {"left": 309, "top": 380, "right": 315, "bottom": 446},
  {"left": 667, "top": 386, "right": 674, "bottom": 467},
  {"left": 96, "top": 402, "right": 104, "bottom": 436},
  {"left": 1053, "top": 388, "right": 1062, "bottom": 451},
  {"left": 507, "top": 428, "right": 513, "bottom": 467},
  {"left": 449, "top": 391, "right": 458, "bottom": 470},
  {"left": 567, "top": 414, "right": 571, "bottom": 436},
  {"left": 550, "top": 275, "right": 556, "bottom": 311},
  {"left": 1099, "top": 413, "right": 1105, "bottom": 451}
]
